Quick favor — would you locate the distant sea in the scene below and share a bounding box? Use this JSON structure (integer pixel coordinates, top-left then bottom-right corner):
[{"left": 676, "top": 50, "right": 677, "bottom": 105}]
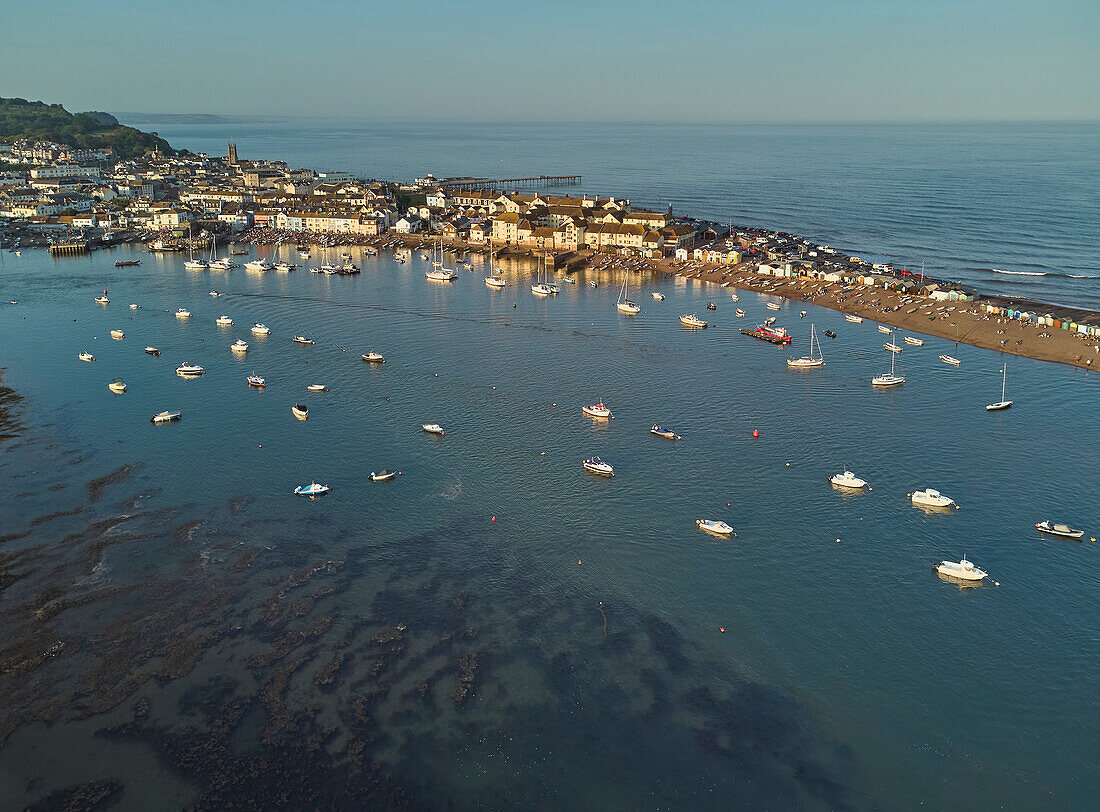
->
[{"left": 126, "top": 117, "right": 1100, "bottom": 309}]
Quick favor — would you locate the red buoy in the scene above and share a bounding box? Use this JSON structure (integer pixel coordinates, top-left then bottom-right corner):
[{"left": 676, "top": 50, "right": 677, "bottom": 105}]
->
[
  {"left": 491, "top": 516, "right": 496, "bottom": 522},
  {"left": 752, "top": 430, "right": 759, "bottom": 438},
  {"left": 719, "top": 627, "right": 726, "bottom": 633}
]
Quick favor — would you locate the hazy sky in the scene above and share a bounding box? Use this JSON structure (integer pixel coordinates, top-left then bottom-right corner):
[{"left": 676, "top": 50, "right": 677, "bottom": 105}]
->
[{"left": 2, "top": 0, "right": 1097, "bottom": 121}]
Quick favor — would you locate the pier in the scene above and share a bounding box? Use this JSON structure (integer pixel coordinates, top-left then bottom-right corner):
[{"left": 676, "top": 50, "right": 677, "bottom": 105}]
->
[
  {"left": 438, "top": 174, "right": 581, "bottom": 191},
  {"left": 48, "top": 242, "right": 89, "bottom": 256}
]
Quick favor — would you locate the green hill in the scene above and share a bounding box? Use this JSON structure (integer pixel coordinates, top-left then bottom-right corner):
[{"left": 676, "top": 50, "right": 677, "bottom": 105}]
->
[{"left": 0, "top": 97, "right": 174, "bottom": 160}]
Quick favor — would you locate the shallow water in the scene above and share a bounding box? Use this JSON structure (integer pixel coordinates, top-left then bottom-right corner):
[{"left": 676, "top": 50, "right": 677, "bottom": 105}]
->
[{"left": 0, "top": 247, "right": 1098, "bottom": 808}]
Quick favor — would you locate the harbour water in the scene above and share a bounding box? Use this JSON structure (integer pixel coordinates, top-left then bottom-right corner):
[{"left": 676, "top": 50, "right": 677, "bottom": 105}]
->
[
  {"left": 128, "top": 118, "right": 1100, "bottom": 310},
  {"left": 1, "top": 245, "right": 1098, "bottom": 808}
]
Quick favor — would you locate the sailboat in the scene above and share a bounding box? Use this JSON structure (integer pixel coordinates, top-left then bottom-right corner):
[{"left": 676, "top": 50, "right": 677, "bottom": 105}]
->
[
  {"left": 425, "top": 237, "right": 458, "bottom": 281},
  {"left": 616, "top": 272, "right": 640, "bottom": 314},
  {"left": 986, "top": 361, "right": 1013, "bottom": 411},
  {"left": 485, "top": 247, "right": 506, "bottom": 288},
  {"left": 531, "top": 254, "right": 554, "bottom": 296},
  {"left": 872, "top": 343, "right": 905, "bottom": 387},
  {"left": 184, "top": 225, "right": 208, "bottom": 270},
  {"left": 787, "top": 323, "right": 825, "bottom": 368}
]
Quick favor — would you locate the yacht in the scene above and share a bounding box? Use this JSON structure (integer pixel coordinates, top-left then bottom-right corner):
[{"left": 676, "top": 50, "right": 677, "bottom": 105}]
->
[
  {"left": 680, "top": 313, "right": 708, "bottom": 328},
  {"left": 209, "top": 290, "right": 221, "bottom": 297},
  {"left": 274, "top": 262, "right": 296, "bottom": 272},
  {"left": 307, "top": 384, "right": 327, "bottom": 392},
  {"left": 231, "top": 340, "right": 249, "bottom": 353},
  {"left": 426, "top": 267, "right": 459, "bottom": 281},
  {"left": 292, "top": 404, "right": 309, "bottom": 420},
  {"left": 94, "top": 294, "right": 110, "bottom": 304},
  {"left": 362, "top": 351, "right": 385, "bottom": 363},
  {"left": 216, "top": 315, "right": 234, "bottom": 326},
  {"left": 878, "top": 325, "right": 893, "bottom": 334},
  {"left": 582, "top": 457, "right": 615, "bottom": 477},
  {"left": 108, "top": 380, "right": 127, "bottom": 394},
  {"left": 184, "top": 226, "right": 208, "bottom": 270},
  {"left": 245, "top": 259, "right": 273, "bottom": 272},
  {"left": 872, "top": 347, "right": 905, "bottom": 387},
  {"left": 175, "top": 308, "right": 192, "bottom": 319},
  {"left": 247, "top": 374, "right": 266, "bottom": 388},
  {"left": 294, "top": 482, "right": 330, "bottom": 497},
  {"left": 884, "top": 342, "right": 902, "bottom": 353},
  {"left": 78, "top": 351, "right": 95, "bottom": 362},
  {"left": 485, "top": 249, "right": 506, "bottom": 288},
  {"left": 150, "top": 410, "right": 181, "bottom": 424},
  {"left": 696, "top": 519, "right": 735, "bottom": 536},
  {"left": 422, "top": 423, "right": 445, "bottom": 436},
  {"left": 531, "top": 255, "right": 557, "bottom": 295},
  {"left": 986, "top": 362, "right": 1012, "bottom": 411},
  {"left": 111, "top": 329, "right": 125, "bottom": 340},
  {"left": 1035, "top": 520, "right": 1085, "bottom": 540},
  {"left": 209, "top": 257, "right": 236, "bottom": 270},
  {"left": 145, "top": 346, "right": 161, "bottom": 356},
  {"left": 369, "top": 470, "right": 397, "bottom": 482},
  {"left": 582, "top": 401, "right": 613, "bottom": 419},
  {"left": 911, "top": 488, "right": 958, "bottom": 509},
  {"left": 844, "top": 314, "right": 863, "bottom": 323},
  {"left": 531, "top": 281, "right": 554, "bottom": 296},
  {"left": 616, "top": 274, "right": 641, "bottom": 315},
  {"left": 903, "top": 336, "right": 924, "bottom": 346},
  {"left": 934, "top": 557, "right": 988, "bottom": 582},
  {"left": 292, "top": 336, "right": 315, "bottom": 345},
  {"left": 651, "top": 425, "right": 681, "bottom": 440},
  {"left": 298, "top": 250, "right": 311, "bottom": 260},
  {"left": 251, "top": 323, "right": 271, "bottom": 336},
  {"left": 651, "top": 291, "right": 665, "bottom": 301},
  {"left": 829, "top": 470, "right": 867, "bottom": 489},
  {"left": 940, "top": 354, "right": 961, "bottom": 366},
  {"left": 787, "top": 323, "right": 825, "bottom": 369},
  {"left": 766, "top": 302, "right": 781, "bottom": 311},
  {"left": 175, "top": 363, "right": 205, "bottom": 377}
]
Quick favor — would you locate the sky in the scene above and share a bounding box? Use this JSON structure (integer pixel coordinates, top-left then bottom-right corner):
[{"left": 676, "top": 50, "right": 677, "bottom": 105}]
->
[{"left": 1, "top": 0, "right": 1098, "bottom": 122}]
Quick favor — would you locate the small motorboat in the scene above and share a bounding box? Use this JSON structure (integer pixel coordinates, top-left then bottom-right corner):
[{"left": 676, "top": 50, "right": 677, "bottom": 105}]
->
[
  {"left": 214, "top": 316, "right": 233, "bottom": 327},
  {"left": 150, "top": 410, "right": 181, "bottom": 424},
  {"left": 562, "top": 276, "right": 576, "bottom": 284},
  {"left": 911, "top": 488, "right": 958, "bottom": 509},
  {"left": 111, "top": 329, "right": 125, "bottom": 340},
  {"left": 735, "top": 309, "right": 745, "bottom": 317},
  {"left": 904, "top": 336, "right": 924, "bottom": 346},
  {"left": 362, "top": 351, "right": 385, "bottom": 363},
  {"left": 582, "top": 457, "right": 615, "bottom": 477},
  {"left": 231, "top": 339, "right": 249, "bottom": 353},
  {"left": 129, "top": 304, "right": 140, "bottom": 310},
  {"left": 878, "top": 325, "right": 893, "bottom": 334},
  {"left": 799, "top": 310, "right": 807, "bottom": 318},
  {"left": 705, "top": 302, "right": 717, "bottom": 311},
  {"left": 680, "top": 313, "right": 707, "bottom": 328},
  {"left": 884, "top": 342, "right": 902, "bottom": 353},
  {"left": 940, "top": 354, "right": 961, "bottom": 366},
  {"left": 845, "top": 314, "right": 863, "bottom": 323},
  {"left": 651, "top": 425, "right": 681, "bottom": 440},
  {"left": 589, "top": 281, "right": 598, "bottom": 288},
  {"left": 108, "top": 380, "right": 127, "bottom": 393},
  {"left": 1035, "top": 520, "right": 1085, "bottom": 540},
  {"left": 94, "top": 294, "right": 110, "bottom": 305},
  {"left": 175, "top": 362, "right": 205, "bottom": 376},
  {"left": 210, "top": 290, "right": 221, "bottom": 297},
  {"left": 823, "top": 330, "right": 837, "bottom": 338},
  {"left": 582, "top": 402, "right": 612, "bottom": 419},
  {"left": 307, "top": 384, "right": 327, "bottom": 392},
  {"left": 293, "top": 336, "right": 315, "bottom": 345},
  {"left": 78, "top": 352, "right": 95, "bottom": 362},
  {"left": 830, "top": 470, "right": 867, "bottom": 489},
  {"left": 651, "top": 292, "right": 665, "bottom": 301},
  {"left": 115, "top": 260, "right": 141, "bottom": 267},
  {"left": 730, "top": 293, "right": 739, "bottom": 302},
  {"left": 145, "top": 346, "right": 161, "bottom": 356},
  {"left": 251, "top": 323, "right": 271, "bottom": 336},
  {"left": 370, "top": 470, "right": 397, "bottom": 482},
  {"left": 935, "top": 557, "right": 988, "bottom": 582},
  {"left": 274, "top": 262, "right": 296, "bottom": 272},
  {"left": 292, "top": 404, "right": 308, "bottom": 420},
  {"left": 294, "top": 482, "right": 330, "bottom": 497},
  {"left": 247, "top": 374, "right": 266, "bottom": 388},
  {"left": 422, "top": 423, "right": 445, "bottom": 436},
  {"left": 175, "top": 308, "right": 192, "bottom": 319},
  {"left": 766, "top": 302, "right": 781, "bottom": 311},
  {"left": 697, "top": 519, "right": 735, "bottom": 537}
]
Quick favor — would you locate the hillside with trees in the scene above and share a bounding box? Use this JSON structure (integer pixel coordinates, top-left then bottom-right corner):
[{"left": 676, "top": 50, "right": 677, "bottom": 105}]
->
[{"left": 0, "top": 97, "right": 175, "bottom": 159}]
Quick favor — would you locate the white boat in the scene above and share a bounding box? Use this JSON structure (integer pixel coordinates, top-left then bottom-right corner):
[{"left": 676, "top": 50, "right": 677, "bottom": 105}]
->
[
  {"left": 680, "top": 313, "right": 707, "bottom": 328},
  {"left": 150, "top": 410, "right": 181, "bottom": 424},
  {"left": 129, "top": 303, "right": 139, "bottom": 310},
  {"left": 903, "top": 336, "right": 924, "bottom": 346},
  {"left": 422, "top": 423, "right": 445, "bottom": 436},
  {"left": 730, "top": 294, "right": 739, "bottom": 302},
  {"left": 251, "top": 323, "right": 271, "bottom": 336},
  {"left": 245, "top": 259, "right": 273, "bottom": 272},
  {"left": 274, "top": 262, "right": 296, "bottom": 272},
  {"left": 426, "top": 267, "right": 458, "bottom": 281},
  {"left": 110, "top": 329, "right": 125, "bottom": 340},
  {"left": 294, "top": 482, "right": 330, "bottom": 497},
  {"left": 582, "top": 457, "right": 615, "bottom": 477},
  {"left": 651, "top": 292, "right": 665, "bottom": 301},
  {"left": 370, "top": 469, "right": 397, "bottom": 482},
  {"left": 307, "top": 384, "right": 327, "bottom": 392},
  {"left": 935, "top": 557, "right": 988, "bottom": 582},
  {"left": 362, "top": 351, "right": 385, "bottom": 363},
  {"left": 108, "top": 380, "right": 127, "bottom": 393},
  {"left": 787, "top": 323, "right": 825, "bottom": 368},
  {"left": 845, "top": 314, "right": 863, "bottom": 323},
  {"left": 247, "top": 373, "right": 266, "bottom": 388},
  {"left": 78, "top": 351, "right": 95, "bottom": 362},
  {"left": 830, "top": 470, "right": 867, "bottom": 489},
  {"left": 184, "top": 225, "right": 208, "bottom": 269},
  {"left": 209, "top": 290, "right": 221, "bottom": 297},
  {"left": 292, "top": 404, "right": 309, "bottom": 420},
  {"left": 616, "top": 274, "right": 641, "bottom": 315},
  {"left": 696, "top": 519, "right": 735, "bottom": 536},
  {"left": 872, "top": 346, "right": 905, "bottom": 387},
  {"left": 216, "top": 315, "right": 234, "bottom": 326},
  {"left": 145, "top": 346, "right": 160, "bottom": 356},
  {"left": 209, "top": 258, "right": 236, "bottom": 270},
  {"left": 485, "top": 249, "right": 506, "bottom": 288},
  {"left": 292, "top": 336, "right": 315, "bottom": 345},
  {"left": 766, "top": 302, "right": 781, "bottom": 311},
  {"left": 1035, "top": 520, "right": 1084, "bottom": 540},
  {"left": 531, "top": 255, "right": 557, "bottom": 295},
  {"left": 531, "top": 282, "right": 553, "bottom": 296},
  {"left": 651, "top": 425, "right": 681, "bottom": 440},
  {"left": 298, "top": 251, "right": 311, "bottom": 260},
  {"left": 940, "top": 354, "right": 961, "bottom": 366},
  {"left": 911, "top": 488, "right": 958, "bottom": 509},
  {"left": 231, "top": 340, "right": 249, "bottom": 353},
  {"left": 94, "top": 294, "right": 110, "bottom": 304},
  {"left": 878, "top": 325, "right": 893, "bottom": 334},
  {"left": 175, "top": 362, "right": 205, "bottom": 376},
  {"left": 884, "top": 342, "right": 902, "bottom": 353},
  {"left": 582, "top": 401, "right": 612, "bottom": 419},
  {"left": 735, "top": 309, "right": 745, "bottom": 317},
  {"left": 175, "top": 308, "right": 192, "bottom": 319},
  {"left": 986, "top": 362, "right": 1013, "bottom": 411}
]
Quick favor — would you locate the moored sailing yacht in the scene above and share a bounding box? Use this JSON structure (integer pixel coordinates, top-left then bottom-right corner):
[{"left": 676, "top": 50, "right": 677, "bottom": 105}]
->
[
  {"left": 787, "top": 323, "right": 824, "bottom": 368},
  {"left": 485, "top": 248, "right": 506, "bottom": 288},
  {"left": 986, "top": 361, "right": 1013, "bottom": 411},
  {"left": 616, "top": 273, "right": 641, "bottom": 314},
  {"left": 872, "top": 344, "right": 905, "bottom": 387}
]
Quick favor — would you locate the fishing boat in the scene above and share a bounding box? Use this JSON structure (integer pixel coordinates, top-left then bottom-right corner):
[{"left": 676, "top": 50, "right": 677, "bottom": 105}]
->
[
  {"left": 251, "top": 323, "right": 270, "bottom": 336},
  {"left": 934, "top": 557, "right": 988, "bottom": 582},
  {"left": 884, "top": 342, "right": 902, "bottom": 353},
  {"left": 696, "top": 519, "right": 735, "bottom": 536},
  {"left": 845, "top": 314, "right": 863, "bottom": 323},
  {"left": 78, "top": 351, "right": 95, "bottom": 362},
  {"left": 582, "top": 457, "right": 615, "bottom": 477},
  {"left": 110, "top": 329, "right": 125, "bottom": 340},
  {"left": 145, "top": 346, "right": 160, "bottom": 356},
  {"left": 830, "top": 470, "right": 867, "bottom": 489},
  {"left": 735, "top": 309, "right": 745, "bottom": 317},
  {"left": 680, "top": 313, "right": 708, "bottom": 328},
  {"left": 115, "top": 260, "right": 141, "bottom": 267},
  {"left": 175, "top": 308, "right": 192, "bottom": 319},
  {"left": 651, "top": 425, "right": 681, "bottom": 440},
  {"left": 292, "top": 336, "right": 315, "bottom": 345},
  {"left": 986, "top": 362, "right": 1013, "bottom": 411},
  {"left": 150, "top": 410, "right": 181, "bottom": 424},
  {"left": 878, "top": 325, "right": 893, "bottom": 334},
  {"left": 1035, "top": 520, "right": 1085, "bottom": 540},
  {"left": 940, "top": 354, "right": 961, "bottom": 366},
  {"left": 872, "top": 347, "right": 905, "bottom": 387},
  {"left": 651, "top": 291, "right": 665, "bottom": 300},
  {"left": 787, "top": 323, "right": 825, "bottom": 368},
  {"left": 904, "top": 336, "right": 924, "bottom": 346},
  {"left": 706, "top": 302, "right": 717, "bottom": 311},
  {"left": 369, "top": 470, "right": 397, "bottom": 482},
  {"left": 485, "top": 249, "right": 506, "bottom": 288},
  {"left": 294, "top": 482, "right": 330, "bottom": 497},
  {"left": 766, "top": 302, "right": 781, "bottom": 311},
  {"left": 108, "top": 380, "right": 127, "bottom": 393},
  {"left": 362, "top": 351, "right": 385, "bottom": 363},
  {"left": 582, "top": 402, "right": 613, "bottom": 419},
  {"left": 422, "top": 423, "right": 445, "bottom": 436},
  {"left": 307, "top": 384, "right": 327, "bottom": 392},
  {"left": 742, "top": 323, "right": 792, "bottom": 344},
  {"left": 231, "top": 339, "right": 249, "bottom": 353},
  {"left": 216, "top": 315, "right": 234, "bottom": 326},
  {"left": 247, "top": 374, "right": 266, "bottom": 388},
  {"left": 911, "top": 488, "right": 958, "bottom": 509},
  {"left": 292, "top": 404, "right": 309, "bottom": 420},
  {"left": 175, "top": 363, "right": 205, "bottom": 377},
  {"left": 94, "top": 294, "right": 110, "bottom": 304}
]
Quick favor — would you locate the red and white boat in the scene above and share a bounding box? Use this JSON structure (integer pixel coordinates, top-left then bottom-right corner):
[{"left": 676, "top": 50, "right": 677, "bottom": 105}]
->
[
  {"left": 247, "top": 374, "right": 266, "bottom": 388},
  {"left": 582, "top": 402, "right": 613, "bottom": 419}
]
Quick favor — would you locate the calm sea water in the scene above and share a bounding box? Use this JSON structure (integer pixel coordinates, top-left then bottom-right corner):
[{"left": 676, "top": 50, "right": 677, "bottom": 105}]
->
[
  {"left": 131, "top": 119, "right": 1100, "bottom": 310},
  {"left": 0, "top": 245, "right": 1098, "bottom": 808}
]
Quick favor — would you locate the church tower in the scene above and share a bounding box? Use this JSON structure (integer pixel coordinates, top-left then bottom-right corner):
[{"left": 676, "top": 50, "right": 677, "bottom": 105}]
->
[{"left": 227, "top": 143, "right": 238, "bottom": 165}]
